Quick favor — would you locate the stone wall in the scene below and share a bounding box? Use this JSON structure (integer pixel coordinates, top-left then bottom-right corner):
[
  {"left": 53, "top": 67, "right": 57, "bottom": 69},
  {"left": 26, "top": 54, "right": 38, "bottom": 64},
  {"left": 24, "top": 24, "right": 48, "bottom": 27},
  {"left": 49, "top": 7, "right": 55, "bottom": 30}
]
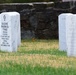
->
[{"left": 0, "top": 2, "right": 74, "bottom": 39}]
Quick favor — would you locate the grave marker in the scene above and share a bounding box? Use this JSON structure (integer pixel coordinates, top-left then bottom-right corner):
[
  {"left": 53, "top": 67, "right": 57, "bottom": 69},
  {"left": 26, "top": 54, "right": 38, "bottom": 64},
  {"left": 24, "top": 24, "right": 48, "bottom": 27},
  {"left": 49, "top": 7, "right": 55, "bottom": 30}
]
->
[
  {"left": 67, "top": 14, "right": 76, "bottom": 57},
  {"left": 5, "top": 12, "right": 21, "bottom": 46},
  {"left": 0, "top": 14, "right": 1, "bottom": 50},
  {"left": 0, "top": 12, "right": 21, "bottom": 52},
  {"left": 58, "top": 13, "right": 73, "bottom": 51}
]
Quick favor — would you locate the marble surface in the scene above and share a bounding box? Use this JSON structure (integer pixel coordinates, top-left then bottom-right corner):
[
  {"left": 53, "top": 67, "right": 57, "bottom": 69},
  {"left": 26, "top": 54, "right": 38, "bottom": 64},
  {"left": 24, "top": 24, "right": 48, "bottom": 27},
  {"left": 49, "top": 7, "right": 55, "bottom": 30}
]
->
[{"left": 0, "top": 12, "right": 21, "bottom": 52}]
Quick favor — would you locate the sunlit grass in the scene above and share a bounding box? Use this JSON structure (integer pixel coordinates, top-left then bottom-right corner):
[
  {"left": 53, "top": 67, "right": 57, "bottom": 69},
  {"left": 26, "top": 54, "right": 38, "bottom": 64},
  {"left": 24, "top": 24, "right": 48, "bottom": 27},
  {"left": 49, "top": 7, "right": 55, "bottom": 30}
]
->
[
  {"left": 0, "top": 39, "right": 76, "bottom": 75},
  {"left": 21, "top": 39, "right": 59, "bottom": 51}
]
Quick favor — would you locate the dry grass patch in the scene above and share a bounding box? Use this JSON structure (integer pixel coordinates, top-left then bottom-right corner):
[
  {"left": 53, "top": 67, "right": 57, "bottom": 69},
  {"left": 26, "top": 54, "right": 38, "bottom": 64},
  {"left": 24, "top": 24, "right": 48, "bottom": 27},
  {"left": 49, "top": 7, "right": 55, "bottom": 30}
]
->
[
  {"left": 20, "top": 40, "right": 59, "bottom": 51},
  {"left": 0, "top": 54, "right": 76, "bottom": 68},
  {"left": 0, "top": 39, "right": 76, "bottom": 70}
]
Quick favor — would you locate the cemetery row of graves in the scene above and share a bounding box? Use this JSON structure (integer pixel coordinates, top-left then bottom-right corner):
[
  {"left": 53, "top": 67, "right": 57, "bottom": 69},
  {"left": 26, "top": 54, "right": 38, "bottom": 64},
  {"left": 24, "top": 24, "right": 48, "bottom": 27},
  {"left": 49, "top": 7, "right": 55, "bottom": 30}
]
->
[
  {"left": 0, "top": 11, "right": 76, "bottom": 58},
  {"left": 59, "top": 13, "right": 76, "bottom": 57}
]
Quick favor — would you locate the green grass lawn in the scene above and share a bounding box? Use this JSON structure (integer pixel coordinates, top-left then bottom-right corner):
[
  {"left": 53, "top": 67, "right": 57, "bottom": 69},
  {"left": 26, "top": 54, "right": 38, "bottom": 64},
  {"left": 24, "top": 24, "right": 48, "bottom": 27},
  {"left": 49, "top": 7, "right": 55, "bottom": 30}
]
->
[{"left": 0, "top": 39, "right": 76, "bottom": 75}]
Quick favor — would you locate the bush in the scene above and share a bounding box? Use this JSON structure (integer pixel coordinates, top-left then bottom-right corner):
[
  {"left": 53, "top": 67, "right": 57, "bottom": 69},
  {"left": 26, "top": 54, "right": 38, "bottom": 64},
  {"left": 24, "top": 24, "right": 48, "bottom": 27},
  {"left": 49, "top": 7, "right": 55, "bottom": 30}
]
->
[
  {"left": 0, "top": 0, "right": 59, "bottom": 3},
  {"left": 0, "top": 0, "right": 13, "bottom": 3},
  {"left": 13, "top": 0, "right": 52, "bottom": 3}
]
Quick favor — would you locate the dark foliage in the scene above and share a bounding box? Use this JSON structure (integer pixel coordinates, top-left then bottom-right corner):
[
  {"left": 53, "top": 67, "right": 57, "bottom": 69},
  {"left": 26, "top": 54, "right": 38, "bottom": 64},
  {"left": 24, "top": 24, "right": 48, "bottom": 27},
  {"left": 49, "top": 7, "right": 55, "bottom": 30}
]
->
[{"left": 0, "top": 0, "right": 61, "bottom": 3}]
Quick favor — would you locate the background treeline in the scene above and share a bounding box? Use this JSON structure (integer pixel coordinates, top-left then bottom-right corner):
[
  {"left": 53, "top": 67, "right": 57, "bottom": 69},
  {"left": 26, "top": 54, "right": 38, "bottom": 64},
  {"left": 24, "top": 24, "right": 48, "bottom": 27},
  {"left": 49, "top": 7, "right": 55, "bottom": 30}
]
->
[{"left": 0, "top": 0, "right": 61, "bottom": 3}]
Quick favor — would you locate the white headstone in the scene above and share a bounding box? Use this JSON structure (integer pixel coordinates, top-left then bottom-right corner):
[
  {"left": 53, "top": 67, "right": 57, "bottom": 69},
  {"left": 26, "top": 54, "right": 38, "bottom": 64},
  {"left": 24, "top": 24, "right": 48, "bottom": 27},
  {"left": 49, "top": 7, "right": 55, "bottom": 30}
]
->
[
  {"left": 67, "top": 14, "right": 76, "bottom": 57},
  {"left": 0, "top": 12, "right": 20, "bottom": 52},
  {"left": 72, "top": 14, "right": 76, "bottom": 57},
  {"left": 0, "top": 14, "right": 1, "bottom": 50},
  {"left": 58, "top": 13, "right": 73, "bottom": 51},
  {"left": 13, "top": 12, "right": 21, "bottom": 46},
  {"left": 5, "top": 12, "right": 21, "bottom": 46}
]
